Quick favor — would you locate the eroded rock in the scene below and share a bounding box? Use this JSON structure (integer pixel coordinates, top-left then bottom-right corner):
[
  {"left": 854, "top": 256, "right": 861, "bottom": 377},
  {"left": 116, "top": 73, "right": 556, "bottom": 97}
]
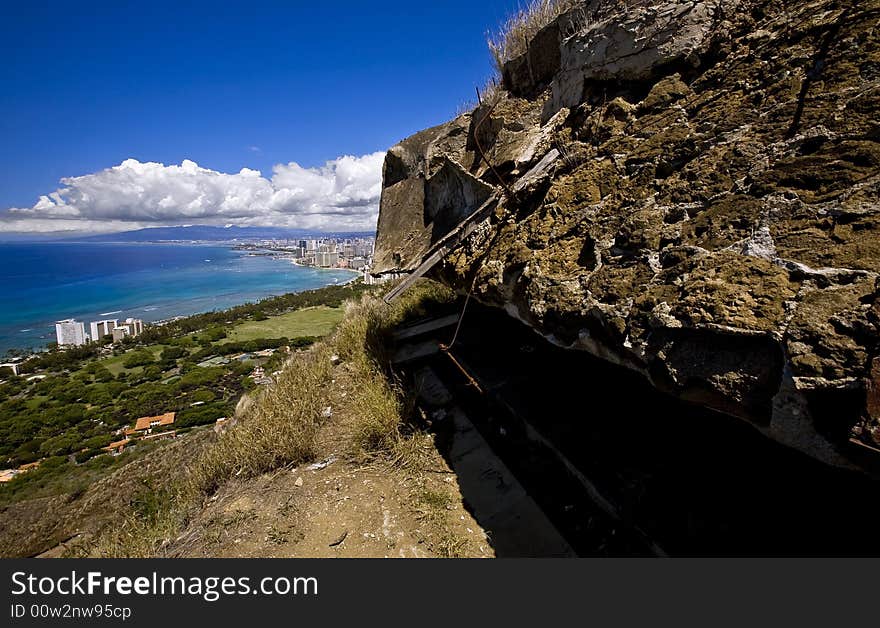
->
[{"left": 374, "top": 0, "right": 880, "bottom": 468}]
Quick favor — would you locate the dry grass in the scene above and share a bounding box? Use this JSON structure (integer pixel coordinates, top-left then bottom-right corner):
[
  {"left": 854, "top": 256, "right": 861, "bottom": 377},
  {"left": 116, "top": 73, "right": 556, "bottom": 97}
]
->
[
  {"left": 89, "top": 483, "right": 190, "bottom": 558},
  {"left": 199, "top": 281, "right": 453, "bottom": 484},
  {"left": 478, "top": 76, "right": 505, "bottom": 108},
  {"left": 553, "top": 132, "right": 589, "bottom": 171},
  {"left": 332, "top": 280, "right": 454, "bottom": 462},
  {"left": 462, "top": 2, "right": 593, "bottom": 118},
  {"left": 457, "top": 76, "right": 506, "bottom": 115},
  {"left": 348, "top": 371, "right": 407, "bottom": 457},
  {"left": 461, "top": 0, "right": 582, "bottom": 114},
  {"left": 190, "top": 346, "right": 334, "bottom": 496},
  {"left": 329, "top": 283, "right": 471, "bottom": 558},
  {"left": 89, "top": 280, "right": 458, "bottom": 557},
  {"left": 488, "top": 0, "right": 582, "bottom": 72},
  {"left": 413, "top": 482, "right": 469, "bottom": 558}
]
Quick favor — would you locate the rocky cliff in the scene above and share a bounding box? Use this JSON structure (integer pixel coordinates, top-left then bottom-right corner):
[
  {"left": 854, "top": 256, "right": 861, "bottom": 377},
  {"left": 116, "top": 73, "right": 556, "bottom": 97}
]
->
[{"left": 373, "top": 0, "right": 880, "bottom": 468}]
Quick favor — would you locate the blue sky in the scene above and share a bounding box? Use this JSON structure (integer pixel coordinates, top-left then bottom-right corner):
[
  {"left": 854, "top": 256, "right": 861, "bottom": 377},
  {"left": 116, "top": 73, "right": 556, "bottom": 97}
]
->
[{"left": 0, "top": 0, "right": 520, "bottom": 233}]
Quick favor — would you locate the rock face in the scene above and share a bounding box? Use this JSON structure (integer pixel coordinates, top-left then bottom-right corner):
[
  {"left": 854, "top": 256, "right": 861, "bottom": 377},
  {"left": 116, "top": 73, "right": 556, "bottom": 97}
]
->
[{"left": 374, "top": 0, "right": 880, "bottom": 468}]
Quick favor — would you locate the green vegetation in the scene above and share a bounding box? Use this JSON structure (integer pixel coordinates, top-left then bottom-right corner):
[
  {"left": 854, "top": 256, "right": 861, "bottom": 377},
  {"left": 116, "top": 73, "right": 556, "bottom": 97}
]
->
[
  {"left": 122, "top": 348, "right": 158, "bottom": 369},
  {"left": 190, "top": 345, "right": 334, "bottom": 496},
  {"left": 210, "top": 290, "right": 413, "bottom": 472},
  {"left": 92, "top": 478, "right": 191, "bottom": 559},
  {"left": 0, "top": 277, "right": 474, "bottom": 558},
  {"left": 98, "top": 345, "right": 164, "bottom": 376},
  {"left": 0, "top": 281, "right": 368, "bottom": 508},
  {"left": 137, "top": 281, "right": 369, "bottom": 344},
  {"left": 0, "top": 441, "right": 165, "bottom": 506},
  {"left": 91, "top": 279, "right": 459, "bottom": 557},
  {"left": 223, "top": 306, "right": 344, "bottom": 342}
]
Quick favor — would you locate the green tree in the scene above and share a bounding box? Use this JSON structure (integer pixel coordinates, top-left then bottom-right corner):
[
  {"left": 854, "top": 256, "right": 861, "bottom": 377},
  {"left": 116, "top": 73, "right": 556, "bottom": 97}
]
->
[
  {"left": 160, "top": 346, "right": 188, "bottom": 361},
  {"left": 123, "top": 350, "right": 154, "bottom": 369},
  {"left": 188, "top": 389, "right": 216, "bottom": 403},
  {"left": 82, "top": 434, "right": 112, "bottom": 449},
  {"left": 83, "top": 386, "right": 112, "bottom": 407},
  {"left": 39, "top": 432, "right": 81, "bottom": 456},
  {"left": 142, "top": 365, "right": 163, "bottom": 381}
]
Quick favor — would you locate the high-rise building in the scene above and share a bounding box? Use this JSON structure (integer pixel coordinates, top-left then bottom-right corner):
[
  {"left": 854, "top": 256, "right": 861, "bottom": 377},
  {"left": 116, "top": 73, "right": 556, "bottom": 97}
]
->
[
  {"left": 111, "top": 318, "right": 145, "bottom": 342},
  {"left": 315, "top": 251, "right": 339, "bottom": 268},
  {"left": 89, "top": 319, "right": 118, "bottom": 342},
  {"left": 124, "top": 318, "right": 144, "bottom": 335},
  {"left": 55, "top": 319, "right": 87, "bottom": 347}
]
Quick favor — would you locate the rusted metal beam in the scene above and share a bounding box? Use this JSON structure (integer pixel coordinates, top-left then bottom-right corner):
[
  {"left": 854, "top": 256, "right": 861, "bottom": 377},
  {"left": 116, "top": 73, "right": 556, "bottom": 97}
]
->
[{"left": 441, "top": 347, "right": 484, "bottom": 394}]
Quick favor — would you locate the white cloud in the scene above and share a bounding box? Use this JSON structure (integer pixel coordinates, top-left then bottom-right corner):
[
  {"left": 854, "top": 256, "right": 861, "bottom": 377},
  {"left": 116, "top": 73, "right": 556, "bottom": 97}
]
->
[{"left": 0, "top": 153, "right": 386, "bottom": 233}]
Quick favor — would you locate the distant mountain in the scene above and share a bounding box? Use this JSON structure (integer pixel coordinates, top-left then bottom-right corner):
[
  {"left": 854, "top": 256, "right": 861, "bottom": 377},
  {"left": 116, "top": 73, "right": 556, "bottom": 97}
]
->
[{"left": 69, "top": 225, "right": 376, "bottom": 243}]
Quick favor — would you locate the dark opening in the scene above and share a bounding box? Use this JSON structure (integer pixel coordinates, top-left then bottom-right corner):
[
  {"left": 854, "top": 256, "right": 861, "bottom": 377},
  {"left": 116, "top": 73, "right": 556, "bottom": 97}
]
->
[{"left": 396, "top": 300, "right": 880, "bottom": 556}]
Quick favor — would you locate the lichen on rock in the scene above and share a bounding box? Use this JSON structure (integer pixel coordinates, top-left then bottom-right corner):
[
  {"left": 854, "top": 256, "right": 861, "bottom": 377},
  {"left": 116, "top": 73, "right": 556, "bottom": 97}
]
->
[{"left": 373, "top": 0, "right": 880, "bottom": 468}]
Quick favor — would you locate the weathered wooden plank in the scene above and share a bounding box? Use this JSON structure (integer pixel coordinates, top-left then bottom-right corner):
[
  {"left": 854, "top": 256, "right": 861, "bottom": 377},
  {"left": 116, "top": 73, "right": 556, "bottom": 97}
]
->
[
  {"left": 391, "top": 314, "right": 461, "bottom": 341},
  {"left": 383, "top": 194, "right": 499, "bottom": 303},
  {"left": 382, "top": 247, "right": 451, "bottom": 303}
]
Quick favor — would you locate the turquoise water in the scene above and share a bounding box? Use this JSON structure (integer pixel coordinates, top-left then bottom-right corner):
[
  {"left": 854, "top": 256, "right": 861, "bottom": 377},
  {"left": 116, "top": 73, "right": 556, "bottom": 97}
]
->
[{"left": 0, "top": 242, "right": 357, "bottom": 354}]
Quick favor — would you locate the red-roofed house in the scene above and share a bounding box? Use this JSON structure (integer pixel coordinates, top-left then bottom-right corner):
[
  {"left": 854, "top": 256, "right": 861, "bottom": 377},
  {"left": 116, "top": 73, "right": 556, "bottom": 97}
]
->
[
  {"left": 103, "top": 439, "right": 131, "bottom": 455},
  {"left": 131, "top": 412, "right": 176, "bottom": 433},
  {"left": 0, "top": 469, "right": 19, "bottom": 483}
]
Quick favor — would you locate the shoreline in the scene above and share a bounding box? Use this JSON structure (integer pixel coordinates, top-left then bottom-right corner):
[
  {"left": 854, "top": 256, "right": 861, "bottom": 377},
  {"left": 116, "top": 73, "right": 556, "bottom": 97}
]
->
[
  {"left": 1, "top": 243, "right": 362, "bottom": 357},
  {"left": 236, "top": 245, "right": 365, "bottom": 279}
]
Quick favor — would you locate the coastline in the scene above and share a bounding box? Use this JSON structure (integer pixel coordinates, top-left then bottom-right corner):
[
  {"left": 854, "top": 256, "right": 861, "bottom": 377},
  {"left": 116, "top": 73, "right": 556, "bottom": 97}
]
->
[
  {"left": 235, "top": 244, "right": 365, "bottom": 280},
  {"left": 146, "top": 247, "right": 362, "bottom": 328},
  {"left": 285, "top": 257, "right": 362, "bottom": 280},
  {"left": 0, "top": 241, "right": 362, "bottom": 356}
]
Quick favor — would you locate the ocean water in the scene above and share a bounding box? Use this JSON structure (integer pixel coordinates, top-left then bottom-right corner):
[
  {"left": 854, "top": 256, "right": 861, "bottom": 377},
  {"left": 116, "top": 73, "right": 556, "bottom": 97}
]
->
[{"left": 0, "top": 242, "right": 357, "bottom": 354}]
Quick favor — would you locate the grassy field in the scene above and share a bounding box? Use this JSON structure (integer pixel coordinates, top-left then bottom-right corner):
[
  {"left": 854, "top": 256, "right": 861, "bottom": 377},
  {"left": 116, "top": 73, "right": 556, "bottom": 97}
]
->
[
  {"left": 223, "top": 307, "right": 344, "bottom": 342},
  {"left": 99, "top": 345, "right": 167, "bottom": 376}
]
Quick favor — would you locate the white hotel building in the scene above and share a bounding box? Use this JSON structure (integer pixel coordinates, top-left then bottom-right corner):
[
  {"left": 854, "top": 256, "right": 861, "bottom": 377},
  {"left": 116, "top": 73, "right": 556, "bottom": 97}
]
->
[
  {"left": 55, "top": 319, "right": 87, "bottom": 347},
  {"left": 53, "top": 317, "right": 145, "bottom": 348}
]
